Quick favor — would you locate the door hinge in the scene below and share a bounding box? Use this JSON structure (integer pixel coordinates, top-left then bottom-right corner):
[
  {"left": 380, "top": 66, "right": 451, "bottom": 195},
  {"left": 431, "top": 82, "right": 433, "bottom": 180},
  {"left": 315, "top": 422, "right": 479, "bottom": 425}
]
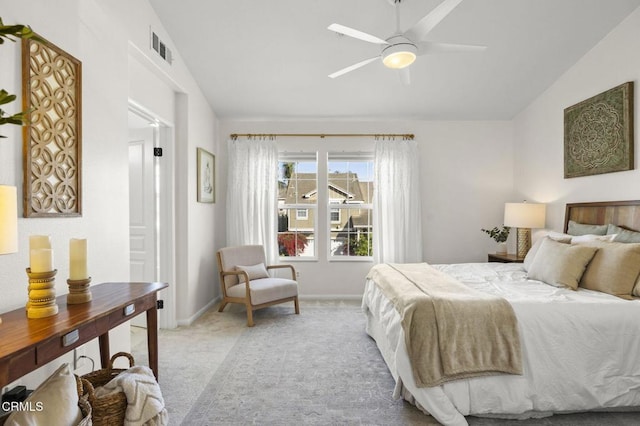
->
[
  {"left": 154, "top": 147, "right": 163, "bottom": 157},
  {"left": 157, "top": 300, "right": 164, "bottom": 309}
]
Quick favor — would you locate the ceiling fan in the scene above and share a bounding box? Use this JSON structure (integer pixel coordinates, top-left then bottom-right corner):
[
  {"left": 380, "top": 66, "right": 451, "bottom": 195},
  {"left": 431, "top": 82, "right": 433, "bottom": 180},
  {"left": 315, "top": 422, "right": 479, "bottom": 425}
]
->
[{"left": 327, "top": 0, "right": 485, "bottom": 82}]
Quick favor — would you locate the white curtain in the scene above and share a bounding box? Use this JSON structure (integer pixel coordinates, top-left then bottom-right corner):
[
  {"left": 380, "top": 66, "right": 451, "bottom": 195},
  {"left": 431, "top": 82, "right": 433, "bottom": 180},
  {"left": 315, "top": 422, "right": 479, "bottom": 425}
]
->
[
  {"left": 373, "top": 139, "right": 423, "bottom": 264},
  {"left": 226, "top": 138, "right": 278, "bottom": 263}
]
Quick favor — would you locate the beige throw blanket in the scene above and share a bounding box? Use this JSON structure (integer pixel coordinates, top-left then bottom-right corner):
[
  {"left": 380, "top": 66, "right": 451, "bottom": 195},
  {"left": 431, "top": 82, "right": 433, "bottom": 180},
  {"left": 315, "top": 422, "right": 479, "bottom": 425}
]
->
[
  {"left": 95, "top": 365, "right": 168, "bottom": 426},
  {"left": 368, "top": 263, "right": 522, "bottom": 387}
]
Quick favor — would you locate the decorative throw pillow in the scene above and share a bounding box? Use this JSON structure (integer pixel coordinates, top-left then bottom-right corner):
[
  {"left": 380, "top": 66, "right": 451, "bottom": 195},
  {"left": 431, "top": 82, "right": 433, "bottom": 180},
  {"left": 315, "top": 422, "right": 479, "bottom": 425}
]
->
[
  {"left": 607, "top": 224, "right": 640, "bottom": 243},
  {"left": 236, "top": 263, "right": 270, "bottom": 282},
  {"left": 527, "top": 237, "right": 598, "bottom": 290},
  {"left": 567, "top": 220, "right": 608, "bottom": 236},
  {"left": 570, "top": 234, "right": 617, "bottom": 244},
  {"left": 578, "top": 241, "right": 640, "bottom": 299},
  {"left": 5, "top": 363, "right": 82, "bottom": 426},
  {"left": 523, "top": 232, "right": 571, "bottom": 271}
]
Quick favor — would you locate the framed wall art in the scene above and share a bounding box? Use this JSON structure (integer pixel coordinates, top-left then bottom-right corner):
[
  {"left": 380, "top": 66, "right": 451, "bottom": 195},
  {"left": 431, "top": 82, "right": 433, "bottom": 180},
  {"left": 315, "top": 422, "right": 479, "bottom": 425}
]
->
[
  {"left": 197, "top": 148, "right": 215, "bottom": 203},
  {"left": 564, "top": 81, "right": 634, "bottom": 178},
  {"left": 22, "top": 34, "right": 82, "bottom": 217}
]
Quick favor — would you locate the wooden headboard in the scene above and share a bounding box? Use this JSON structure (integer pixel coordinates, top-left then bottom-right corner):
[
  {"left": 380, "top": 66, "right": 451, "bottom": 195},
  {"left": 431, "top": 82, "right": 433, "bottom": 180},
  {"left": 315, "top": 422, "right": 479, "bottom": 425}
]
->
[{"left": 564, "top": 200, "right": 640, "bottom": 233}]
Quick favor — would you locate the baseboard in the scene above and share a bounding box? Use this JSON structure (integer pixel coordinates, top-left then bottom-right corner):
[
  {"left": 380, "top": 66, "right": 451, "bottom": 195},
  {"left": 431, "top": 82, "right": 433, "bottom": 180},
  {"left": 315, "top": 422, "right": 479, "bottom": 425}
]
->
[{"left": 177, "top": 296, "right": 220, "bottom": 326}]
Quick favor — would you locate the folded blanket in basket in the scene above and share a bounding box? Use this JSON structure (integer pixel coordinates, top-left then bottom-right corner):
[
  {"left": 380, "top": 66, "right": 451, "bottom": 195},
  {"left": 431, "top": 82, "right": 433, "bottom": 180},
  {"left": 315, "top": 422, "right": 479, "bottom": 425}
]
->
[{"left": 95, "top": 365, "right": 168, "bottom": 426}]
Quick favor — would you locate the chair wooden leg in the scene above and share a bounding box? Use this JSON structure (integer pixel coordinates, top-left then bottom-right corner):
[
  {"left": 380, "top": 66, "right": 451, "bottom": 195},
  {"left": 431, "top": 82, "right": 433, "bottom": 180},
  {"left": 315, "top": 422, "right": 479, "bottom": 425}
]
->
[
  {"left": 218, "top": 300, "right": 227, "bottom": 312},
  {"left": 246, "top": 305, "right": 254, "bottom": 327},
  {"left": 294, "top": 296, "right": 300, "bottom": 315}
]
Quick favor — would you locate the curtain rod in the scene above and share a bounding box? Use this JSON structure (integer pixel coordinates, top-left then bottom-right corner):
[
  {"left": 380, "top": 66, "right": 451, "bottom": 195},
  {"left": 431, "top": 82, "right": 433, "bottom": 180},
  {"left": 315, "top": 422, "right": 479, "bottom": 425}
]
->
[{"left": 229, "top": 133, "right": 414, "bottom": 140}]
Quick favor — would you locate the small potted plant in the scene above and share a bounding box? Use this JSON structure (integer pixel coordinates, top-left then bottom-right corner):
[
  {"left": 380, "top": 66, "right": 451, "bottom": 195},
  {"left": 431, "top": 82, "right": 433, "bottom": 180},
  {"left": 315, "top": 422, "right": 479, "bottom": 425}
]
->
[{"left": 481, "top": 226, "right": 510, "bottom": 254}]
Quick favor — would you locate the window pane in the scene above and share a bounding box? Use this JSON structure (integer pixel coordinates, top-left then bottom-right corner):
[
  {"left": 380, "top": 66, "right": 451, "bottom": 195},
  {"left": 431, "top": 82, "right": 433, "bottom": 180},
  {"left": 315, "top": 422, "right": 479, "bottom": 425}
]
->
[
  {"left": 278, "top": 158, "right": 317, "bottom": 258},
  {"left": 278, "top": 230, "right": 315, "bottom": 257},
  {"left": 329, "top": 208, "right": 373, "bottom": 257},
  {"left": 278, "top": 209, "right": 315, "bottom": 257},
  {"left": 327, "top": 160, "right": 373, "bottom": 205},
  {"left": 279, "top": 160, "right": 317, "bottom": 205}
]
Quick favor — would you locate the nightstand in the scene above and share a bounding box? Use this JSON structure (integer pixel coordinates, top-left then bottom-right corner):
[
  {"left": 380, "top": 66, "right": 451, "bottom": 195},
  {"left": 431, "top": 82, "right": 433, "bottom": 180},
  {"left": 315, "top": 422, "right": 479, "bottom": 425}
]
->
[{"left": 488, "top": 253, "right": 524, "bottom": 263}]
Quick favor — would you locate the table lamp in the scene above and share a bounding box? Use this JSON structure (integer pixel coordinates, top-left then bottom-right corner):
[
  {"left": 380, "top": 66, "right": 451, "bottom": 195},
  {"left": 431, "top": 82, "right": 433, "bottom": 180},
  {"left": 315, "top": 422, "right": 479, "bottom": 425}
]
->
[
  {"left": 0, "top": 185, "right": 19, "bottom": 324},
  {"left": 504, "top": 202, "right": 546, "bottom": 258}
]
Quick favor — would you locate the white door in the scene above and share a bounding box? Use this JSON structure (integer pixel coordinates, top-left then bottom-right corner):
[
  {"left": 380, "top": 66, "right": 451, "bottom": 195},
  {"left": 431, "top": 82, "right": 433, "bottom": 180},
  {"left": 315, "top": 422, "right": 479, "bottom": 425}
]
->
[{"left": 128, "top": 125, "right": 156, "bottom": 328}]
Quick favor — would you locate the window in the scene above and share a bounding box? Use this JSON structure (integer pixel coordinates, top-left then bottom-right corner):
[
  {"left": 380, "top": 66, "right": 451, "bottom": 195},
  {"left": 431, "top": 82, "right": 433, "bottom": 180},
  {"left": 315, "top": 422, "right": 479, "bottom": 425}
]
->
[
  {"left": 277, "top": 151, "right": 373, "bottom": 260},
  {"left": 278, "top": 155, "right": 317, "bottom": 258},
  {"left": 330, "top": 208, "right": 340, "bottom": 223},
  {"left": 328, "top": 156, "right": 373, "bottom": 258}
]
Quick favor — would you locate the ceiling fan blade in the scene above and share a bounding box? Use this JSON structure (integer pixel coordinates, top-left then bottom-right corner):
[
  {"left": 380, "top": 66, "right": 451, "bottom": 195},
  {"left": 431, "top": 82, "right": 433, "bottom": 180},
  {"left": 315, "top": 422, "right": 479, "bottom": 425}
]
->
[
  {"left": 405, "top": 0, "right": 464, "bottom": 41},
  {"left": 328, "top": 23, "right": 389, "bottom": 45},
  {"left": 417, "top": 41, "right": 486, "bottom": 55},
  {"left": 399, "top": 67, "right": 411, "bottom": 86},
  {"left": 328, "top": 56, "right": 379, "bottom": 79}
]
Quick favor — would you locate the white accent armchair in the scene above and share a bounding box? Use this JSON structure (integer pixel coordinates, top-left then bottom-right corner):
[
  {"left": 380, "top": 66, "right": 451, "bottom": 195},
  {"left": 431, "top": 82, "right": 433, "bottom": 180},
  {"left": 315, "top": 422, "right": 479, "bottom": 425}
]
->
[{"left": 216, "top": 245, "right": 300, "bottom": 327}]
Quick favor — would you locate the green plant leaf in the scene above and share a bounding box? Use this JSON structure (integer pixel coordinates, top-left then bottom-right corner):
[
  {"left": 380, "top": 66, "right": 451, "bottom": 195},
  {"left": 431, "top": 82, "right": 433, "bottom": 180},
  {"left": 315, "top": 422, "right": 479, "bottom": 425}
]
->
[{"left": 0, "top": 90, "right": 17, "bottom": 106}]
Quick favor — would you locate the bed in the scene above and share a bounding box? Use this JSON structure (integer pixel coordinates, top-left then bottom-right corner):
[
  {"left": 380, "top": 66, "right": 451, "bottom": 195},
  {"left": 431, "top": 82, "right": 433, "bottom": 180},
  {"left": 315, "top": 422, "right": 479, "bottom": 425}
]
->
[{"left": 362, "top": 200, "right": 640, "bottom": 425}]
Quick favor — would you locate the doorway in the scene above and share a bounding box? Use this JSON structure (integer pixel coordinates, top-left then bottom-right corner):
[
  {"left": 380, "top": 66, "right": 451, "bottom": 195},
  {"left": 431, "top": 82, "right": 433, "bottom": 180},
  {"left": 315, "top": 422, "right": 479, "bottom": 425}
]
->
[{"left": 128, "top": 103, "right": 177, "bottom": 331}]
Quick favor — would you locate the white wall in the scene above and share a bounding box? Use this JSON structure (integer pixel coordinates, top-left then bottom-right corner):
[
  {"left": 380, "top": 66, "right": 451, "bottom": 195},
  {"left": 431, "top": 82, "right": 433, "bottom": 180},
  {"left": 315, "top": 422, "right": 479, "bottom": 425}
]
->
[
  {"left": 0, "top": 0, "right": 219, "bottom": 390},
  {"left": 0, "top": 0, "right": 131, "bottom": 389},
  {"left": 513, "top": 6, "right": 640, "bottom": 232},
  {"left": 91, "top": 0, "right": 223, "bottom": 324},
  {"left": 218, "top": 119, "right": 514, "bottom": 296}
]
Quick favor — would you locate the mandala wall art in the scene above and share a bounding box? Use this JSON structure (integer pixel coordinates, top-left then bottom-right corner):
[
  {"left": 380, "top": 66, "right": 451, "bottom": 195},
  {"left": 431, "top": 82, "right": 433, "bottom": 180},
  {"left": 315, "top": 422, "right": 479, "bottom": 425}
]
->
[
  {"left": 22, "top": 34, "right": 82, "bottom": 217},
  {"left": 564, "top": 82, "right": 634, "bottom": 178}
]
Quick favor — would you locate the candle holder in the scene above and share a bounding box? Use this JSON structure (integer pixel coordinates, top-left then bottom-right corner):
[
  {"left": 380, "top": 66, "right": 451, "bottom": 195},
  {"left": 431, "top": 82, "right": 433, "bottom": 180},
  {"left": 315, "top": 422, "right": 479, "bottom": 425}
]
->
[
  {"left": 67, "top": 277, "right": 92, "bottom": 304},
  {"left": 26, "top": 268, "right": 59, "bottom": 319}
]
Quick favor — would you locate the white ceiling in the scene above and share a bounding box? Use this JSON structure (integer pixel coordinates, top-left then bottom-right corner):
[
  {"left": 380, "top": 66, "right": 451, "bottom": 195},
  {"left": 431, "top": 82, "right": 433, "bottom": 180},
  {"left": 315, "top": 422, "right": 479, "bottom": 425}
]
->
[{"left": 148, "top": 0, "right": 640, "bottom": 121}]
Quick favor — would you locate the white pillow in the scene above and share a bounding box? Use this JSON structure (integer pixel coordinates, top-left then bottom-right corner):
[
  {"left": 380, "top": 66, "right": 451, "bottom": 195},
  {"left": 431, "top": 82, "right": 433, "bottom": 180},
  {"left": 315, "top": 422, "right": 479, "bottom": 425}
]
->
[
  {"left": 236, "top": 263, "right": 270, "bottom": 282},
  {"left": 5, "top": 364, "right": 82, "bottom": 426},
  {"left": 571, "top": 234, "right": 617, "bottom": 244},
  {"left": 527, "top": 237, "right": 598, "bottom": 290}
]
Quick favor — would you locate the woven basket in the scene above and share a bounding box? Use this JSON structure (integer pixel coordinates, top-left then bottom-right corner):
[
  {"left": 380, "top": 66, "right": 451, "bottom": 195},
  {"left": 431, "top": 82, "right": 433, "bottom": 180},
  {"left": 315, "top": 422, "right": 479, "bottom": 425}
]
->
[
  {"left": 77, "top": 377, "right": 93, "bottom": 426},
  {"left": 81, "top": 352, "right": 135, "bottom": 426}
]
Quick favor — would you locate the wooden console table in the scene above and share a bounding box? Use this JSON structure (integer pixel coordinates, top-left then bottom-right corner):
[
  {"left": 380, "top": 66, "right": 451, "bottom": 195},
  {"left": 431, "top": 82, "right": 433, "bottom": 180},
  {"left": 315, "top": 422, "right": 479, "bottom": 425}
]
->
[{"left": 0, "top": 282, "right": 168, "bottom": 389}]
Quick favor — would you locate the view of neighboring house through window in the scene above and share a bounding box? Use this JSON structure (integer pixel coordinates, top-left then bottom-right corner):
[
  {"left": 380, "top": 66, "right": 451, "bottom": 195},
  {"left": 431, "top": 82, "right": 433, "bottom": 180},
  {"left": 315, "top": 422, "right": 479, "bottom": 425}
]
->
[
  {"left": 327, "top": 156, "right": 373, "bottom": 258},
  {"left": 278, "top": 156, "right": 317, "bottom": 258},
  {"left": 278, "top": 152, "right": 373, "bottom": 260}
]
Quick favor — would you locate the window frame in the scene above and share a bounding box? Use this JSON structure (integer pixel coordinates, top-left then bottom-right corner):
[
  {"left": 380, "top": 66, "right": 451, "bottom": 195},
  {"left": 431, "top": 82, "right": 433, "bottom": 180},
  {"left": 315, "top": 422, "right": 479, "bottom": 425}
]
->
[
  {"left": 326, "top": 153, "right": 374, "bottom": 261},
  {"left": 277, "top": 153, "right": 319, "bottom": 260}
]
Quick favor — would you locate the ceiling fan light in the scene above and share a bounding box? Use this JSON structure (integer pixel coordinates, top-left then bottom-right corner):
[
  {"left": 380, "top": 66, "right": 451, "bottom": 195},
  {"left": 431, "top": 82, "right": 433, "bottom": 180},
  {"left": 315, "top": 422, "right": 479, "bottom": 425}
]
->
[
  {"left": 382, "top": 42, "right": 417, "bottom": 69},
  {"left": 383, "top": 51, "right": 416, "bottom": 69}
]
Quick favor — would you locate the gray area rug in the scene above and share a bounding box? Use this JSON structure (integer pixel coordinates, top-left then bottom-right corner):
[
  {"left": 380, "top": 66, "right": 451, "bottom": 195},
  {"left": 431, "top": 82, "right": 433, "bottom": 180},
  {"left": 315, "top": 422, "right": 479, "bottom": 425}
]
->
[
  {"left": 183, "top": 304, "right": 431, "bottom": 425},
  {"left": 134, "top": 301, "right": 640, "bottom": 425}
]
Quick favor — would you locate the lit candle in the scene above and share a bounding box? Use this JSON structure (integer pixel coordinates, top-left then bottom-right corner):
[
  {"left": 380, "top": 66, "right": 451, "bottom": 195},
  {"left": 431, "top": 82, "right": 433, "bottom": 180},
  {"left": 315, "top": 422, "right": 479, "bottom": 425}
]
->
[
  {"left": 29, "top": 235, "right": 51, "bottom": 250},
  {"left": 69, "top": 238, "right": 88, "bottom": 280},
  {"left": 30, "top": 248, "right": 54, "bottom": 273}
]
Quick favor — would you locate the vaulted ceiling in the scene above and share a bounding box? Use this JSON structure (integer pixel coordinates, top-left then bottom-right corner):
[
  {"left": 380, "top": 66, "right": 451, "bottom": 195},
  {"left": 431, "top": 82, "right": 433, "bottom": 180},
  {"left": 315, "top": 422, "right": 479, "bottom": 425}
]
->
[{"left": 149, "top": 0, "right": 640, "bottom": 121}]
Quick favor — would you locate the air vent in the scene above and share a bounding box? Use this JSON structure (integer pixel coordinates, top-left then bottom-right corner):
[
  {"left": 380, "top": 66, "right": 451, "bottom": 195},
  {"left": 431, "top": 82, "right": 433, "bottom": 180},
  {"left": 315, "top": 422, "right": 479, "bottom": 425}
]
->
[{"left": 150, "top": 30, "right": 173, "bottom": 65}]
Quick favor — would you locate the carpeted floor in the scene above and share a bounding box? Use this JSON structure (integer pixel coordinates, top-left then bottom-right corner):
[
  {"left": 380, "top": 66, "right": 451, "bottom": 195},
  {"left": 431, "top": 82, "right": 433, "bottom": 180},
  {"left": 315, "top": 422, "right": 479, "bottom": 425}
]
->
[{"left": 132, "top": 301, "right": 640, "bottom": 425}]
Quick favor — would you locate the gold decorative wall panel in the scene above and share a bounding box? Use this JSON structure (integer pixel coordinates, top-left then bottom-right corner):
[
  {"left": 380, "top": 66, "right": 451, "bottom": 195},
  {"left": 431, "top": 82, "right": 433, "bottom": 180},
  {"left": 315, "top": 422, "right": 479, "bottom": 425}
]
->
[
  {"left": 22, "top": 35, "right": 82, "bottom": 217},
  {"left": 564, "top": 82, "right": 634, "bottom": 179}
]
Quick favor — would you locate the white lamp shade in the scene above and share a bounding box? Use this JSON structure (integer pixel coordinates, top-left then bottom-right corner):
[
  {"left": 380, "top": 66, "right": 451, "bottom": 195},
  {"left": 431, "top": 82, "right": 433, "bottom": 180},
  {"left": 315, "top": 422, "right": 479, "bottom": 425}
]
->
[
  {"left": 504, "top": 202, "right": 546, "bottom": 229},
  {"left": 0, "top": 185, "right": 18, "bottom": 254}
]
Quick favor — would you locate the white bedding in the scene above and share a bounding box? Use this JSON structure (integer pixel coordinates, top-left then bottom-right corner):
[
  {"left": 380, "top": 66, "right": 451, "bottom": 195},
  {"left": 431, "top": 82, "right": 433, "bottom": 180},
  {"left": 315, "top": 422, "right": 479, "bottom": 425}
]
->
[{"left": 362, "top": 262, "right": 640, "bottom": 426}]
